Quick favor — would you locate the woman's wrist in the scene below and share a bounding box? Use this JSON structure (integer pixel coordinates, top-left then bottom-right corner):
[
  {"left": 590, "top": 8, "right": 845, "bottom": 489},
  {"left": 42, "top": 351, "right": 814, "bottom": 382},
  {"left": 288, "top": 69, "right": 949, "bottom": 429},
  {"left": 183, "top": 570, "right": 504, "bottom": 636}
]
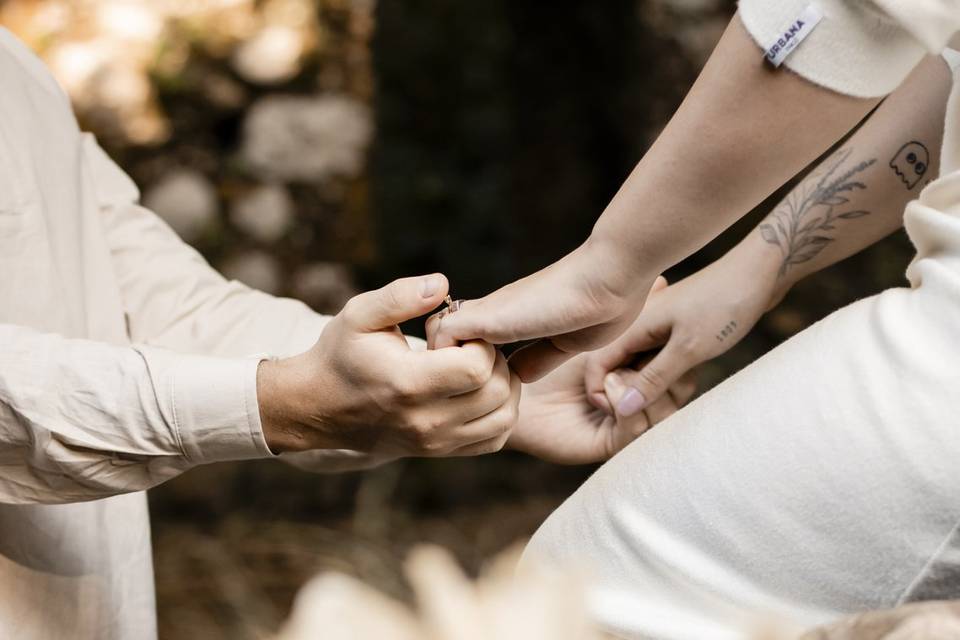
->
[
  {"left": 719, "top": 231, "right": 789, "bottom": 312},
  {"left": 583, "top": 227, "right": 660, "bottom": 300}
]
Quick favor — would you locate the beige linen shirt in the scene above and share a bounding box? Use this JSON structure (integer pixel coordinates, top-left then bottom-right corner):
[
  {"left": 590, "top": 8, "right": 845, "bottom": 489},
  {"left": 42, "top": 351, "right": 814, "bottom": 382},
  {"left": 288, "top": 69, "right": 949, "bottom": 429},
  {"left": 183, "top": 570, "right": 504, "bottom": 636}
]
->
[{"left": 0, "top": 26, "right": 386, "bottom": 639}]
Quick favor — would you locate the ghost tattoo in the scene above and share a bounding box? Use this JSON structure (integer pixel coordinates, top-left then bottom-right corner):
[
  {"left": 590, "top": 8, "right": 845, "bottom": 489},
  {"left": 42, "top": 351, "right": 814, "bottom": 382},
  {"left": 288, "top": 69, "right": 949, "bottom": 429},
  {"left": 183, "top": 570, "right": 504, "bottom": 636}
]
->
[{"left": 889, "top": 141, "right": 929, "bottom": 190}]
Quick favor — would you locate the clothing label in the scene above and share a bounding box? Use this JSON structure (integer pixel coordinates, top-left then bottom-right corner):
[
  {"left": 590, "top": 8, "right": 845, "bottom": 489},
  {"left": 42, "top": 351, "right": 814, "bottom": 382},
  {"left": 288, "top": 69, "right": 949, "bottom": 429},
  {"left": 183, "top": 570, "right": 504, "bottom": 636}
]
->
[{"left": 764, "top": 4, "right": 823, "bottom": 67}]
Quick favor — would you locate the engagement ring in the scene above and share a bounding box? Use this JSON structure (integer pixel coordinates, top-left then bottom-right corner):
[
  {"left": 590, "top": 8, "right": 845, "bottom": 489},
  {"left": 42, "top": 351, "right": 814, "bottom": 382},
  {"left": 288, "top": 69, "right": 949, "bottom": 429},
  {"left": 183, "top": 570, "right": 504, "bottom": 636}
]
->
[{"left": 438, "top": 295, "right": 463, "bottom": 319}]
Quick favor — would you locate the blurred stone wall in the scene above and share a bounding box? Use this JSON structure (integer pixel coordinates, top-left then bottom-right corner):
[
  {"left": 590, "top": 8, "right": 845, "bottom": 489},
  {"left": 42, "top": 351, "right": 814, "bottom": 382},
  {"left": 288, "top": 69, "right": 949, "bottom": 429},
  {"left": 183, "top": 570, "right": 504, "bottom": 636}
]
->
[{"left": 2, "top": 0, "right": 372, "bottom": 313}]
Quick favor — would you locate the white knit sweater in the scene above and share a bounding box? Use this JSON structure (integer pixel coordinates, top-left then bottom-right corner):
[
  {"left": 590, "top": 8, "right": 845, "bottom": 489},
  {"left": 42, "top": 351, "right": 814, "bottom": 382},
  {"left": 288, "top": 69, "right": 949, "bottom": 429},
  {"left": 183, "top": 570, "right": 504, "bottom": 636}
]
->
[
  {"left": 738, "top": 0, "right": 960, "bottom": 177},
  {"left": 739, "top": 1, "right": 959, "bottom": 96}
]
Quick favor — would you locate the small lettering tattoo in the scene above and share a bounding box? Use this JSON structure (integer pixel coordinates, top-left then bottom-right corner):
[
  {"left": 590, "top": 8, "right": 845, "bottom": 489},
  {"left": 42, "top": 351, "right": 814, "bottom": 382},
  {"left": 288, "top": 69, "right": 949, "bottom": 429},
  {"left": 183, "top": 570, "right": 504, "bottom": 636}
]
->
[
  {"left": 759, "top": 148, "right": 875, "bottom": 278},
  {"left": 715, "top": 320, "right": 738, "bottom": 342},
  {"left": 889, "top": 141, "right": 930, "bottom": 190}
]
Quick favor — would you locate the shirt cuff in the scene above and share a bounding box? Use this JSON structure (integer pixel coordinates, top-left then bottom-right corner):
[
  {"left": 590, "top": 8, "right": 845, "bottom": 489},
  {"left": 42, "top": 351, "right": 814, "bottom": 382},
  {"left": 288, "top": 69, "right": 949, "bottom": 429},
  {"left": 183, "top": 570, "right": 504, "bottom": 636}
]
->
[
  {"left": 139, "top": 347, "right": 276, "bottom": 463},
  {"left": 738, "top": 0, "right": 928, "bottom": 97}
]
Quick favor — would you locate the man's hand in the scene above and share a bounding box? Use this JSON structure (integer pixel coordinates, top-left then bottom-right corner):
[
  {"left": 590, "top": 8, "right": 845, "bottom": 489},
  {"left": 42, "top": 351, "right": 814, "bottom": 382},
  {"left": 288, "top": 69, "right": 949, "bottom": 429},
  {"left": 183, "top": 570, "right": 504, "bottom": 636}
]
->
[
  {"left": 506, "top": 352, "right": 695, "bottom": 465},
  {"left": 431, "top": 239, "right": 657, "bottom": 383},
  {"left": 257, "top": 274, "right": 520, "bottom": 457}
]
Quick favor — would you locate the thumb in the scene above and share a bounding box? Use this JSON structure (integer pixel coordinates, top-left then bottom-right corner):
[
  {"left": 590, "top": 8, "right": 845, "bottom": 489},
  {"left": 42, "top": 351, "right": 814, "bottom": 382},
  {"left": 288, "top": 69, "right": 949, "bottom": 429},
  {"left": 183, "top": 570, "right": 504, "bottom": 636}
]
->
[
  {"left": 603, "top": 370, "right": 654, "bottom": 450},
  {"left": 603, "top": 370, "right": 646, "bottom": 419},
  {"left": 610, "top": 339, "right": 696, "bottom": 416},
  {"left": 343, "top": 273, "right": 449, "bottom": 332},
  {"left": 584, "top": 316, "right": 668, "bottom": 412}
]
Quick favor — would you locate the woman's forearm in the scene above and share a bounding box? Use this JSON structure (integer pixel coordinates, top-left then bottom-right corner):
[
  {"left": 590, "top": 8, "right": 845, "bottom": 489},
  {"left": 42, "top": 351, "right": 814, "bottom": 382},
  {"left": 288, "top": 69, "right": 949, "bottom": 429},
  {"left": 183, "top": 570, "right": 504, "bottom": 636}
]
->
[
  {"left": 435, "top": 11, "right": 935, "bottom": 382},
  {"left": 590, "top": 13, "right": 880, "bottom": 289},
  {"left": 723, "top": 54, "right": 953, "bottom": 310}
]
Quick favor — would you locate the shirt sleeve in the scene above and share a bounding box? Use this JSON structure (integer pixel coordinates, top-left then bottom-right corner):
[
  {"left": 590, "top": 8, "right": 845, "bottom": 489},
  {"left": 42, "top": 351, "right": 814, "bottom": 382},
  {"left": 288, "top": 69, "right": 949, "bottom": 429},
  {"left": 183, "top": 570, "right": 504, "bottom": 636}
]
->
[
  {"left": 82, "top": 134, "right": 329, "bottom": 359},
  {"left": 737, "top": 0, "right": 960, "bottom": 97},
  {"left": 0, "top": 324, "right": 272, "bottom": 505},
  {"left": 82, "top": 134, "right": 397, "bottom": 472}
]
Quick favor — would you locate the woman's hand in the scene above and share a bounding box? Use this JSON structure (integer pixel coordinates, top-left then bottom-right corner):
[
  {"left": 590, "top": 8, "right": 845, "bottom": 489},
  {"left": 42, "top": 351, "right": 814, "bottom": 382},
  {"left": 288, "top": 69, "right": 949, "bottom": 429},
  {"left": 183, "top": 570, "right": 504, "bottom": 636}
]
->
[
  {"left": 430, "top": 15, "right": 873, "bottom": 386},
  {"left": 431, "top": 238, "right": 658, "bottom": 383},
  {"left": 506, "top": 352, "right": 695, "bottom": 464},
  {"left": 584, "top": 249, "right": 779, "bottom": 415}
]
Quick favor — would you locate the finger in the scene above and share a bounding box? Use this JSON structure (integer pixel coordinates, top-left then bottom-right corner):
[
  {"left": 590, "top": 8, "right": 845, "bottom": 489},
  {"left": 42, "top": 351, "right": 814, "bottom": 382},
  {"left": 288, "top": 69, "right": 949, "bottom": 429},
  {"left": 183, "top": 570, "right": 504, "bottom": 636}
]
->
[
  {"left": 583, "top": 320, "right": 668, "bottom": 412},
  {"left": 442, "top": 431, "right": 511, "bottom": 457},
  {"left": 435, "top": 287, "right": 608, "bottom": 347},
  {"left": 426, "top": 310, "right": 461, "bottom": 350},
  {"left": 440, "top": 369, "right": 520, "bottom": 456},
  {"left": 583, "top": 277, "right": 667, "bottom": 409},
  {"left": 603, "top": 369, "right": 641, "bottom": 419},
  {"left": 612, "top": 340, "right": 698, "bottom": 416},
  {"left": 642, "top": 382, "right": 684, "bottom": 427},
  {"left": 651, "top": 275, "right": 669, "bottom": 293},
  {"left": 431, "top": 295, "right": 504, "bottom": 346},
  {"left": 405, "top": 340, "right": 498, "bottom": 396},
  {"left": 668, "top": 370, "right": 698, "bottom": 408},
  {"left": 603, "top": 372, "right": 653, "bottom": 453},
  {"left": 343, "top": 274, "right": 449, "bottom": 333},
  {"left": 584, "top": 341, "right": 635, "bottom": 413},
  {"left": 425, "top": 312, "right": 442, "bottom": 350},
  {"left": 429, "top": 351, "right": 513, "bottom": 425},
  {"left": 507, "top": 338, "right": 576, "bottom": 383}
]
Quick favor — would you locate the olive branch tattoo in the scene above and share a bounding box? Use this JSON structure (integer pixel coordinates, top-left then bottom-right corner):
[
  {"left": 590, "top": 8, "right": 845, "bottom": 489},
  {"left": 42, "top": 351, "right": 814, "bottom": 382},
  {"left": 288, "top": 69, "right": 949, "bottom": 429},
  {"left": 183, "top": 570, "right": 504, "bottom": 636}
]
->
[{"left": 759, "top": 148, "right": 875, "bottom": 278}]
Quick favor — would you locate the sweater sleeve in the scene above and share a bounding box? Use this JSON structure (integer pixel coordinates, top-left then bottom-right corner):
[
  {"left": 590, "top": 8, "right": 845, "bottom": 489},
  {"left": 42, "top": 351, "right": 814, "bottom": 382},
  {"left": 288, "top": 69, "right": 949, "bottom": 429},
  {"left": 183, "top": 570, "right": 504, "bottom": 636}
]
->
[{"left": 737, "top": 0, "right": 960, "bottom": 97}]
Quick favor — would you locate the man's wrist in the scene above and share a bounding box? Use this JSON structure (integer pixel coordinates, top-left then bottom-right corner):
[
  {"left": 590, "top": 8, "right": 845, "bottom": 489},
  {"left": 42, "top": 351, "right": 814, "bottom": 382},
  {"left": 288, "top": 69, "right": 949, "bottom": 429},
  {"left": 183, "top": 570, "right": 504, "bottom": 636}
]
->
[{"left": 257, "top": 357, "right": 315, "bottom": 453}]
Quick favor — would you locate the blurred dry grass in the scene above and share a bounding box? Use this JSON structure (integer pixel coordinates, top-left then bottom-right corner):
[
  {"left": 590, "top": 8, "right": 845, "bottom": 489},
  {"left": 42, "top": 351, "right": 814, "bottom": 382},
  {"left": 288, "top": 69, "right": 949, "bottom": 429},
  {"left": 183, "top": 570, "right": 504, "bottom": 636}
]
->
[{"left": 153, "top": 477, "right": 560, "bottom": 639}]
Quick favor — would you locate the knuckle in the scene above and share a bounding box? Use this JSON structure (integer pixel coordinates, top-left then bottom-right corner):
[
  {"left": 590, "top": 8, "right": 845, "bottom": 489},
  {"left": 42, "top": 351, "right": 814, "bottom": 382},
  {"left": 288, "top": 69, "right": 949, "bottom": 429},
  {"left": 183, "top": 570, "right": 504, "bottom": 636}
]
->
[
  {"left": 464, "top": 361, "right": 491, "bottom": 388},
  {"left": 489, "top": 405, "right": 518, "bottom": 438},
  {"left": 340, "top": 296, "right": 361, "bottom": 321},
  {"left": 502, "top": 401, "right": 519, "bottom": 430},
  {"left": 489, "top": 374, "right": 512, "bottom": 404},
  {"left": 486, "top": 437, "right": 508, "bottom": 455},
  {"left": 627, "top": 416, "right": 652, "bottom": 438},
  {"left": 408, "top": 418, "right": 440, "bottom": 449},
  {"left": 477, "top": 436, "right": 507, "bottom": 456},
  {"left": 419, "top": 439, "right": 447, "bottom": 455},
  {"left": 382, "top": 282, "right": 403, "bottom": 311},
  {"left": 644, "top": 324, "right": 670, "bottom": 346},
  {"left": 390, "top": 374, "right": 421, "bottom": 401},
  {"left": 637, "top": 366, "right": 667, "bottom": 391},
  {"left": 673, "top": 334, "right": 699, "bottom": 359}
]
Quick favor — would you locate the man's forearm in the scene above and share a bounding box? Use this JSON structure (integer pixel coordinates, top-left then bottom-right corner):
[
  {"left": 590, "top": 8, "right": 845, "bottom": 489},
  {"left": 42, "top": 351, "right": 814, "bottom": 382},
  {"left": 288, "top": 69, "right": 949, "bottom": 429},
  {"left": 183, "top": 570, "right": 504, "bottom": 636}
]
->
[
  {"left": 590, "top": 13, "right": 880, "bottom": 288},
  {"left": 724, "top": 54, "right": 952, "bottom": 309}
]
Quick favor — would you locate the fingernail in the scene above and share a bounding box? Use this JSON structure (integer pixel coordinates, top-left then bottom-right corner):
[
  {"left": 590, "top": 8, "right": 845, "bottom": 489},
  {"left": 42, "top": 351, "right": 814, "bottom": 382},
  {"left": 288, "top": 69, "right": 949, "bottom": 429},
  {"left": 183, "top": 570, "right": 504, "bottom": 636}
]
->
[
  {"left": 617, "top": 388, "right": 647, "bottom": 417},
  {"left": 602, "top": 372, "right": 625, "bottom": 411},
  {"left": 420, "top": 275, "right": 440, "bottom": 298}
]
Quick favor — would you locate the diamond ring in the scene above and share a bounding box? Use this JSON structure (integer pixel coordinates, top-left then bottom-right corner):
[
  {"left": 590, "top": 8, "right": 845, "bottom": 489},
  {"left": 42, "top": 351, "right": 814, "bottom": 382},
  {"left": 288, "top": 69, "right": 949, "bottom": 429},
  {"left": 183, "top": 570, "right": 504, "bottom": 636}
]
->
[{"left": 437, "top": 295, "right": 464, "bottom": 319}]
